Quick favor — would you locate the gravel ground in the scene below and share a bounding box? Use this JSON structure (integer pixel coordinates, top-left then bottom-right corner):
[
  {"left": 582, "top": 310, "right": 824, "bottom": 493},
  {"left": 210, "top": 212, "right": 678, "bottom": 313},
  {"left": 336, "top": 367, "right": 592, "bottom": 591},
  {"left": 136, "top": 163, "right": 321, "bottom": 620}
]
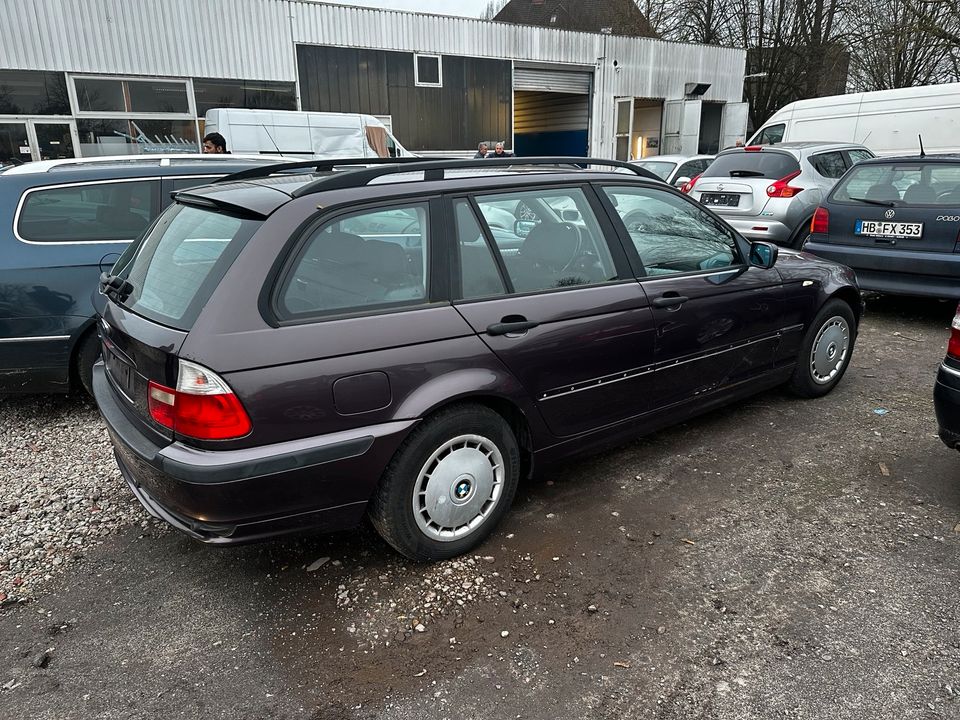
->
[
  {"left": 0, "top": 295, "right": 958, "bottom": 720},
  {"left": 0, "top": 395, "right": 160, "bottom": 604}
]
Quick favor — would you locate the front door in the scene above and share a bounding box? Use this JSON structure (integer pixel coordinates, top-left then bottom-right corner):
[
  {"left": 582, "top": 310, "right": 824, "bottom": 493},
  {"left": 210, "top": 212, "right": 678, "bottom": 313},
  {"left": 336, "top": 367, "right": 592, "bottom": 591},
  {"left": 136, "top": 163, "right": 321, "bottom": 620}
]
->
[
  {"left": 598, "top": 184, "right": 785, "bottom": 410},
  {"left": 449, "top": 186, "right": 658, "bottom": 439}
]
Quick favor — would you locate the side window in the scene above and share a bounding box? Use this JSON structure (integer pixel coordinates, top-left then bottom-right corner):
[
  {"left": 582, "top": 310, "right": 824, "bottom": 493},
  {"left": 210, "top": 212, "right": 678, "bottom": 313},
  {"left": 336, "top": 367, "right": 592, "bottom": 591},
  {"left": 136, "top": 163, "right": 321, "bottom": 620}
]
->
[
  {"left": 170, "top": 177, "right": 218, "bottom": 192},
  {"left": 17, "top": 180, "right": 158, "bottom": 243},
  {"left": 675, "top": 160, "right": 700, "bottom": 183},
  {"left": 810, "top": 151, "right": 848, "bottom": 179},
  {"left": 848, "top": 149, "right": 874, "bottom": 165},
  {"left": 279, "top": 203, "right": 428, "bottom": 318},
  {"left": 473, "top": 187, "right": 619, "bottom": 294},
  {"left": 454, "top": 200, "right": 506, "bottom": 300},
  {"left": 758, "top": 124, "right": 785, "bottom": 145},
  {"left": 603, "top": 186, "right": 739, "bottom": 276}
]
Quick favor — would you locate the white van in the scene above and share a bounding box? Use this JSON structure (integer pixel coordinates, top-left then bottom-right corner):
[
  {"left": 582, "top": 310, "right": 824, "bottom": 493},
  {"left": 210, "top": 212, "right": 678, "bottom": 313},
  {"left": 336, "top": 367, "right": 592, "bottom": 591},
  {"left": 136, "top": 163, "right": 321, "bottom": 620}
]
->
[
  {"left": 748, "top": 82, "right": 960, "bottom": 156},
  {"left": 203, "top": 109, "right": 411, "bottom": 159}
]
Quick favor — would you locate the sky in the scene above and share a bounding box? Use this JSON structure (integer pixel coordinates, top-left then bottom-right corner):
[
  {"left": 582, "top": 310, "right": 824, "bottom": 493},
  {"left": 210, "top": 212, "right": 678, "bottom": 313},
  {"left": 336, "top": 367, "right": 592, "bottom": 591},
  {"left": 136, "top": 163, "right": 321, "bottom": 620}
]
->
[{"left": 320, "top": 0, "right": 493, "bottom": 18}]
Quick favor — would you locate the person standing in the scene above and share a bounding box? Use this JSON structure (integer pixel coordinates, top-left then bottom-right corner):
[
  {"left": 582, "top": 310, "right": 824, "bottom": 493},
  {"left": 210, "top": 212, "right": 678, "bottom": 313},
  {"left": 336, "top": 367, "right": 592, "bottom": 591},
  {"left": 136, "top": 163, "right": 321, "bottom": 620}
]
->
[
  {"left": 474, "top": 142, "right": 489, "bottom": 158},
  {"left": 202, "top": 132, "right": 229, "bottom": 154},
  {"left": 489, "top": 142, "right": 513, "bottom": 158}
]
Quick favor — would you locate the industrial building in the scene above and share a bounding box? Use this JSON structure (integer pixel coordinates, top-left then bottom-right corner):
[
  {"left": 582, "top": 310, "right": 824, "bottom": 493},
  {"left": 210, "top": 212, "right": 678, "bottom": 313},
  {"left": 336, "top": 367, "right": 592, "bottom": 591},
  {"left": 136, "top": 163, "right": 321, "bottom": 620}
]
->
[{"left": 0, "top": 0, "right": 748, "bottom": 162}]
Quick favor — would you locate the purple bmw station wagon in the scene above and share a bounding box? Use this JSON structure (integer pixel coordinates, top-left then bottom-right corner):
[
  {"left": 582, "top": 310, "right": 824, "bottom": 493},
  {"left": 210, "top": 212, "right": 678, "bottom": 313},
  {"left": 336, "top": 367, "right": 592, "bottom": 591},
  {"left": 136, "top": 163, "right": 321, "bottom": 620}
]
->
[{"left": 93, "top": 157, "right": 861, "bottom": 560}]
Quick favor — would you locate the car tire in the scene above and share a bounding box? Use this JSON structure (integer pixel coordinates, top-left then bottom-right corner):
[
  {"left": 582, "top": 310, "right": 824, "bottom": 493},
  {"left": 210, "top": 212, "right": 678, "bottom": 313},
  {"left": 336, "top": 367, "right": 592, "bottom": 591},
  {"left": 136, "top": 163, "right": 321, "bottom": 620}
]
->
[
  {"left": 787, "top": 299, "right": 857, "bottom": 398},
  {"left": 369, "top": 404, "right": 520, "bottom": 561},
  {"left": 74, "top": 329, "right": 101, "bottom": 398}
]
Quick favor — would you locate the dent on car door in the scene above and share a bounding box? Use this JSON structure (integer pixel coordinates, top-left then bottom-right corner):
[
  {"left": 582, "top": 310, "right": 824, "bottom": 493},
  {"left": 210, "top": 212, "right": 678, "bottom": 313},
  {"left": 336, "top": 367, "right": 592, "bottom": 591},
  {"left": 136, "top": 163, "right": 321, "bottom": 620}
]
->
[
  {"left": 448, "top": 188, "right": 658, "bottom": 438},
  {"left": 600, "top": 185, "right": 787, "bottom": 409}
]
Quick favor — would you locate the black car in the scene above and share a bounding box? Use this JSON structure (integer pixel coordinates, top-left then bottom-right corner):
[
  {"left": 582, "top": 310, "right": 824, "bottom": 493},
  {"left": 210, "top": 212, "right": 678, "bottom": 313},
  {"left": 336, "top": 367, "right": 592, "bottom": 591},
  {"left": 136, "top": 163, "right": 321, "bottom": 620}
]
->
[
  {"left": 934, "top": 302, "right": 960, "bottom": 449},
  {"left": 804, "top": 154, "right": 960, "bottom": 298},
  {"left": 0, "top": 154, "right": 288, "bottom": 395},
  {"left": 93, "top": 156, "right": 862, "bottom": 560}
]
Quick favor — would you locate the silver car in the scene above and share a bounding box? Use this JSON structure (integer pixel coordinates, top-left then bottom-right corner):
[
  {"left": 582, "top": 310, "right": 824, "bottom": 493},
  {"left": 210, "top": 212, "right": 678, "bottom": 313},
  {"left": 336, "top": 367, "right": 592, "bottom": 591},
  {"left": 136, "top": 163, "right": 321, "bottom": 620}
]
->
[
  {"left": 632, "top": 154, "right": 714, "bottom": 190},
  {"left": 689, "top": 142, "right": 875, "bottom": 248}
]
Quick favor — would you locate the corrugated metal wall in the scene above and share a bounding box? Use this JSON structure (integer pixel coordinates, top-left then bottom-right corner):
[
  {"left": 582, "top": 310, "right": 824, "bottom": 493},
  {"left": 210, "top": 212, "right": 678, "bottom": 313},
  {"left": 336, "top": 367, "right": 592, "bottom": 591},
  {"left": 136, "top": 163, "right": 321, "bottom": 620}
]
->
[{"left": 0, "top": 0, "right": 293, "bottom": 80}]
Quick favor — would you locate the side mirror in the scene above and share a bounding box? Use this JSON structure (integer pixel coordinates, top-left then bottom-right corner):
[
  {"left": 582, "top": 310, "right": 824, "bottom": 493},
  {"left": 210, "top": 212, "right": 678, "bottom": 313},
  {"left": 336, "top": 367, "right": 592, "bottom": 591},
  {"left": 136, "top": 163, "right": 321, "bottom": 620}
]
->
[
  {"left": 674, "top": 176, "right": 691, "bottom": 188},
  {"left": 561, "top": 209, "right": 580, "bottom": 222},
  {"left": 514, "top": 219, "right": 537, "bottom": 238},
  {"left": 749, "top": 241, "right": 779, "bottom": 269}
]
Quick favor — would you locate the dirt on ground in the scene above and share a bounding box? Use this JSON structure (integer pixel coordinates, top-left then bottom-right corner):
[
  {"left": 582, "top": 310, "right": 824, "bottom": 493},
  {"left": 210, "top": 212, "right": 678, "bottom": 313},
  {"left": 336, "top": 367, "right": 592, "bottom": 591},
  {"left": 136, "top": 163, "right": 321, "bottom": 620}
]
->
[{"left": 1, "top": 295, "right": 959, "bottom": 720}]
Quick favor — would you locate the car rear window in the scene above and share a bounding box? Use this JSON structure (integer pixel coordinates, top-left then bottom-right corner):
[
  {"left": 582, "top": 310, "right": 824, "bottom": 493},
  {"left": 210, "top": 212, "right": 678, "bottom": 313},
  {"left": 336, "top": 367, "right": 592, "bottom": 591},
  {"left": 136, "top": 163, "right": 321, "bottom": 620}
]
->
[
  {"left": 634, "top": 161, "right": 676, "bottom": 181},
  {"left": 117, "top": 203, "right": 260, "bottom": 330},
  {"left": 702, "top": 151, "right": 800, "bottom": 180},
  {"left": 832, "top": 162, "right": 960, "bottom": 206}
]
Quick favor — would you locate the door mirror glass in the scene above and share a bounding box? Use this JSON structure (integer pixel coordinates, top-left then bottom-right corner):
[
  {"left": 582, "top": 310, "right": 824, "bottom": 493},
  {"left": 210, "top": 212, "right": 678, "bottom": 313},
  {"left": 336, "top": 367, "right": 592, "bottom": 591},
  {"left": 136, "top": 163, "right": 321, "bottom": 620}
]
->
[
  {"left": 514, "top": 219, "right": 536, "bottom": 238},
  {"left": 749, "top": 241, "right": 778, "bottom": 269},
  {"left": 560, "top": 209, "right": 580, "bottom": 222}
]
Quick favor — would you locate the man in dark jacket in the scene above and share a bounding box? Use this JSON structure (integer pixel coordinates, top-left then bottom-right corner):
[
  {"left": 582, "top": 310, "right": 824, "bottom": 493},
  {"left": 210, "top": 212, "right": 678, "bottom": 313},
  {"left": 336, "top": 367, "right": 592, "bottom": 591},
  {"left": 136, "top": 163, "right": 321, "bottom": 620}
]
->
[
  {"left": 489, "top": 142, "right": 513, "bottom": 158},
  {"left": 474, "top": 142, "right": 488, "bottom": 158}
]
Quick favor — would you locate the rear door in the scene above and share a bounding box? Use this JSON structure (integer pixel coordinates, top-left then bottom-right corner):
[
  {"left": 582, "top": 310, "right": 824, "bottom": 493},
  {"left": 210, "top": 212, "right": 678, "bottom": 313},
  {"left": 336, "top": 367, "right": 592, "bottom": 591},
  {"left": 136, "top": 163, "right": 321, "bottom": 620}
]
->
[
  {"left": 693, "top": 149, "right": 801, "bottom": 218},
  {"left": 449, "top": 185, "right": 658, "bottom": 438},
  {"left": 599, "top": 184, "right": 786, "bottom": 409}
]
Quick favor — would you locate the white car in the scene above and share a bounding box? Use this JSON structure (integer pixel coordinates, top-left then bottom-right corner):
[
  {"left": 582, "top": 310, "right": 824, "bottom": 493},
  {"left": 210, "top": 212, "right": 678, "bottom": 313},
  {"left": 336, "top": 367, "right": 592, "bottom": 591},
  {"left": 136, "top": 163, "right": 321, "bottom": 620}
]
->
[{"left": 632, "top": 154, "right": 714, "bottom": 189}]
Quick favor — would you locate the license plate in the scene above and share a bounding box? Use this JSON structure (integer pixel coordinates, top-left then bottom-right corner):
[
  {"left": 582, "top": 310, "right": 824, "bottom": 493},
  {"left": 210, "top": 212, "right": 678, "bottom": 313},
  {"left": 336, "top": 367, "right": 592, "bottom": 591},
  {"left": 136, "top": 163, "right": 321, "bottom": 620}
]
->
[
  {"left": 103, "top": 344, "right": 135, "bottom": 399},
  {"left": 701, "top": 193, "right": 740, "bottom": 207},
  {"left": 855, "top": 220, "right": 924, "bottom": 238}
]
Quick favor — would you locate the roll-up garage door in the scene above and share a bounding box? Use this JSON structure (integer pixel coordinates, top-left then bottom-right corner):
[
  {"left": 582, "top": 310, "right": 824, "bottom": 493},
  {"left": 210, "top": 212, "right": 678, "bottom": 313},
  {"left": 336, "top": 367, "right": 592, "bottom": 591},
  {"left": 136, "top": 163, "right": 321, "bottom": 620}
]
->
[{"left": 513, "top": 67, "right": 592, "bottom": 94}]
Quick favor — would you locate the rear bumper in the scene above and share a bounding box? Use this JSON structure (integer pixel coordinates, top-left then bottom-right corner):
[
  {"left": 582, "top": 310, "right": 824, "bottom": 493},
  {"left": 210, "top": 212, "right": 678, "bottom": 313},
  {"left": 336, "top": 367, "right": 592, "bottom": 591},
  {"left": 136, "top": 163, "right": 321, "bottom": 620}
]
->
[
  {"left": 935, "top": 362, "right": 960, "bottom": 450},
  {"left": 722, "top": 217, "right": 792, "bottom": 245},
  {"left": 93, "top": 362, "right": 416, "bottom": 544},
  {"left": 804, "top": 240, "right": 960, "bottom": 298}
]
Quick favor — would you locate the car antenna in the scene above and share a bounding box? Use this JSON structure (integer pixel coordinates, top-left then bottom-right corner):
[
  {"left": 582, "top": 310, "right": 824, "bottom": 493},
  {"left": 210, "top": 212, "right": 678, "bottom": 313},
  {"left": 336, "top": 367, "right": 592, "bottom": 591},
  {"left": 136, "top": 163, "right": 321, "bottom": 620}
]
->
[
  {"left": 260, "top": 124, "right": 284, "bottom": 157},
  {"left": 919, "top": 134, "right": 926, "bottom": 158}
]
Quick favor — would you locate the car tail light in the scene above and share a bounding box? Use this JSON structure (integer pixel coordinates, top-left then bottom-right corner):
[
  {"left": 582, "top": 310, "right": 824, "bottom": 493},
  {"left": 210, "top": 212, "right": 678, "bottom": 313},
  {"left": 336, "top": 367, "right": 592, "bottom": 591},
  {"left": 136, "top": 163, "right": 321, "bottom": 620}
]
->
[
  {"left": 949, "top": 304, "right": 960, "bottom": 360},
  {"left": 148, "top": 360, "right": 251, "bottom": 440},
  {"left": 681, "top": 174, "right": 701, "bottom": 194},
  {"left": 744, "top": 146, "right": 763, "bottom": 152},
  {"left": 811, "top": 207, "right": 830, "bottom": 234},
  {"left": 767, "top": 170, "right": 803, "bottom": 198}
]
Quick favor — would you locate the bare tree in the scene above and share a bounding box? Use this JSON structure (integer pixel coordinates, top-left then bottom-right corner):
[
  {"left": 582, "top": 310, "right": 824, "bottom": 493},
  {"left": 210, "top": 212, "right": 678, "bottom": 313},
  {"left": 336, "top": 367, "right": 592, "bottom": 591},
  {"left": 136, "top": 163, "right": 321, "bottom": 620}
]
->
[
  {"left": 481, "top": 0, "right": 510, "bottom": 20},
  {"left": 851, "top": 0, "right": 957, "bottom": 89}
]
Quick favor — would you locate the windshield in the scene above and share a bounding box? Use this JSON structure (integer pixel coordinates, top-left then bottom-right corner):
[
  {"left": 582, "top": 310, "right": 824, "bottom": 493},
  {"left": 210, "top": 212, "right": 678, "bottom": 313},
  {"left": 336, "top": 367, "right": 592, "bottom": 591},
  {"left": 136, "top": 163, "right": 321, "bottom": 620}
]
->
[
  {"left": 116, "top": 203, "right": 260, "bottom": 330},
  {"left": 634, "top": 161, "right": 677, "bottom": 181},
  {"left": 702, "top": 151, "right": 800, "bottom": 180},
  {"left": 832, "top": 162, "right": 960, "bottom": 206}
]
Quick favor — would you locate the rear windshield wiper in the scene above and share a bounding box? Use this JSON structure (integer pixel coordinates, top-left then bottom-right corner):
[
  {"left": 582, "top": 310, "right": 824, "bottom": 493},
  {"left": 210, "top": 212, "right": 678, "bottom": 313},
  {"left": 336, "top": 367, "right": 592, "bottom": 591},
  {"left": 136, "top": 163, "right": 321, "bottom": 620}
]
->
[
  {"left": 99, "top": 272, "right": 135, "bottom": 304},
  {"left": 727, "top": 170, "right": 765, "bottom": 177},
  {"left": 847, "top": 196, "right": 896, "bottom": 207}
]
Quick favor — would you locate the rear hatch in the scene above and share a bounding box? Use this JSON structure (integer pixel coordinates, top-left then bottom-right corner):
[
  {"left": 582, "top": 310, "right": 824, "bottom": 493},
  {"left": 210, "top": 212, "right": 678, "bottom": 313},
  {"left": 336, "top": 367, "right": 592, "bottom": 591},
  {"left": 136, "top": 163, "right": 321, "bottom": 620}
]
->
[
  {"left": 99, "top": 200, "right": 262, "bottom": 440},
  {"left": 693, "top": 149, "right": 801, "bottom": 217},
  {"left": 818, "top": 160, "right": 960, "bottom": 253}
]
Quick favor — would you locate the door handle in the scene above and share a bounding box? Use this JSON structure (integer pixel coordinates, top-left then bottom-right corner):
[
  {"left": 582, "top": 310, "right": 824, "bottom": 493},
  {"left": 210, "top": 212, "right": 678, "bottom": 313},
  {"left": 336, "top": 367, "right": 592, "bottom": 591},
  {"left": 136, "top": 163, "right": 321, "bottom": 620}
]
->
[
  {"left": 487, "top": 315, "right": 539, "bottom": 336},
  {"left": 652, "top": 294, "right": 689, "bottom": 309}
]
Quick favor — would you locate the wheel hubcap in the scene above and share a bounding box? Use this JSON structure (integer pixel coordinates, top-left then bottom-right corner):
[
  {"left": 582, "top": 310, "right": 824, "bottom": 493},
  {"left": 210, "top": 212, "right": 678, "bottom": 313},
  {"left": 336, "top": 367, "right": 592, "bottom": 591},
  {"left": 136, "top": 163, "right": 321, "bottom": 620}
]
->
[
  {"left": 413, "top": 434, "right": 504, "bottom": 541},
  {"left": 810, "top": 316, "right": 850, "bottom": 384}
]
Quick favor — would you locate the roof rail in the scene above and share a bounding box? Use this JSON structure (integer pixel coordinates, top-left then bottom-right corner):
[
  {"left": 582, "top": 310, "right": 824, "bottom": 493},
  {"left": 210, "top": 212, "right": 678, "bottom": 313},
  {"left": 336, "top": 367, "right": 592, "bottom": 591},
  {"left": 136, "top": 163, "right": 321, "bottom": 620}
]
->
[
  {"left": 215, "top": 156, "right": 447, "bottom": 184},
  {"left": 285, "top": 156, "right": 660, "bottom": 197}
]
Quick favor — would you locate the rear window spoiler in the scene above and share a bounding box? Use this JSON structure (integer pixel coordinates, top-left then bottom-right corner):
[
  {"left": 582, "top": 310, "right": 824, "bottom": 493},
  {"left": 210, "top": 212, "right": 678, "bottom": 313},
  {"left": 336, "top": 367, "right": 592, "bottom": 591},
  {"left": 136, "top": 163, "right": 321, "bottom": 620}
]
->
[{"left": 172, "top": 192, "right": 269, "bottom": 220}]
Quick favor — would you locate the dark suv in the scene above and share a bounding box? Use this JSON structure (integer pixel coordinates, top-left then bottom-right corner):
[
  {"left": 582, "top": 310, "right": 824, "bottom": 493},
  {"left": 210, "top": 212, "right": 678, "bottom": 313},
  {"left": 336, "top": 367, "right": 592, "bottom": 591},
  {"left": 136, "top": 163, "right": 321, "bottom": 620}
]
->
[
  {"left": 93, "top": 157, "right": 862, "bottom": 560},
  {"left": 0, "top": 154, "right": 286, "bottom": 395}
]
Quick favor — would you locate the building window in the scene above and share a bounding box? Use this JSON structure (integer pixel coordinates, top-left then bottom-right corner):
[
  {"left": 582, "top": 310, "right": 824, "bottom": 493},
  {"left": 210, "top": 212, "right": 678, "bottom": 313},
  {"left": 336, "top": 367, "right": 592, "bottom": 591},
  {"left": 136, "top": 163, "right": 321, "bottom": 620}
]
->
[
  {"left": 76, "top": 118, "right": 197, "bottom": 157},
  {"left": 414, "top": 55, "right": 442, "bottom": 87},
  {"left": 0, "top": 70, "right": 70, "bottom": 115},
  {"left": 193, "top": 78, "right": 297, "bottom": 117},
  {"left": 73, "top": 77, "right": 190, "bottom": 114}
]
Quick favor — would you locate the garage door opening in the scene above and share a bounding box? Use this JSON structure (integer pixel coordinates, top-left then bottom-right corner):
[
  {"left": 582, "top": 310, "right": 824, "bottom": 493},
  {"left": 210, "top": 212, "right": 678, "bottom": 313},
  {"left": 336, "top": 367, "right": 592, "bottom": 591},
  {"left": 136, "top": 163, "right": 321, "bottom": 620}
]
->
[{"left": 514, "top": 90, "right": 590, "bottom": 157}]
